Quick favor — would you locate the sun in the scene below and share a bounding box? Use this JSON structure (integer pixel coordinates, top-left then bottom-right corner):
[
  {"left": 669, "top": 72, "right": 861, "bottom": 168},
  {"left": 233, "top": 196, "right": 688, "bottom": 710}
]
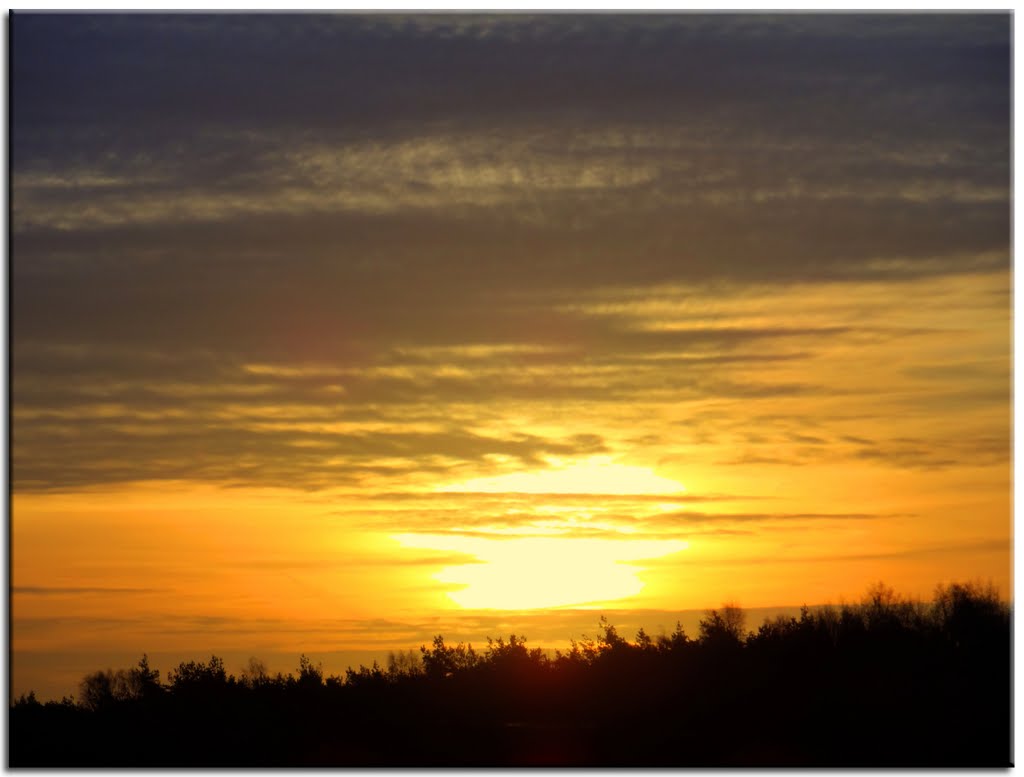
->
[
  {"left": 436, "top": 455, "right": 685, "bottom": 496},
  {"left": 393, "top": 456, "right": 689, "bottom": 610},
  {"left": 395, "top": 533, "right": 688, "bottom": 610}
]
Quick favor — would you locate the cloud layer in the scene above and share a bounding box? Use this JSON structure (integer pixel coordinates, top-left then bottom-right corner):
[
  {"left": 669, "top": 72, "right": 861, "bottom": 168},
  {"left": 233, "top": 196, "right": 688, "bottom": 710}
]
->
[{"left": 10, "top": 13, "right": 1010, "bottom": 562}]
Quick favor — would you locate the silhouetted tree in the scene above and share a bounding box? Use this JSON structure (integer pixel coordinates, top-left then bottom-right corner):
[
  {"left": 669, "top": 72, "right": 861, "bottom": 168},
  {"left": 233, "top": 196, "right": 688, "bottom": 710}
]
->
[
  {"left": 344, "top": 660, "right": 386, "bottom": 687},
  {"left": 933, "top": 580, "right": 1008, "bottom": 648},
  {"left": 420, "top": 636, "right": 479, "bottom": 679},
  {"left": 634, "top": 627, "right": 655, "bottom": 652},
  {"left": 295, "top": 654, "right": 324, "bottom": 689},
  {"left": 240, "top": 657, "right": 269, "bottom": 689},
  {"left": 698, "top": 603, "right": 746, "bottom": 647},
  {"left": 11, "top": 580, "right": 1011, "bottom": 767},
  {"left": 168, "top": 655, "right": 229, "bottom": 692},
  {"left": 127, "top": 654, "right": 162, "bottom": 701},
  {"left": 655, "top": 621, "right": 690, "bottom": 653},
  {"left": 386, "top": 649, "right": 423, "bottom": 679},
  {"left": 13, "top": 691, "right": 40, "bottom": 708},
  {"left": 78, "top": 668, "right": 133, "bottom": 710}
]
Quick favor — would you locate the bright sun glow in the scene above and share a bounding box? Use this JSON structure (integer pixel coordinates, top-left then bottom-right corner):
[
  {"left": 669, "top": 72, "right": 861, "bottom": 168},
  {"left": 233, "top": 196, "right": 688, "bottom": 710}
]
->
[
  {"left": 437, "top": 455, "right": 686, "bottom": 495},
  {"left": 395, "top": 533, "right": 688, "bottom": 609}
]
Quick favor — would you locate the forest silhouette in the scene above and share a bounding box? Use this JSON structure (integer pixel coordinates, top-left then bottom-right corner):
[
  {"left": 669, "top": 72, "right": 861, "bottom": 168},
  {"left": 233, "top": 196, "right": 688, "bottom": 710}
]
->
[{"left": 10, "top": 581, "right": 1011, "bottom": 766}]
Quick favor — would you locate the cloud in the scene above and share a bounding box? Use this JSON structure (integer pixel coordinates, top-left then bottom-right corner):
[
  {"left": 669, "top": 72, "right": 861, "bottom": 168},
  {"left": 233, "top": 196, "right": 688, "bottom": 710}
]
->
[
  {"left": 10, "top": 14, "right": 1010, "bottom": 493},
  {"left": 645, "top": 538, "right": 1009, "bottom": 567},
  {"left": 356, "top": 490, "right": 757, "bottom": 504},
  {"left": 13, "top": 15, "right": 1008, "bottom": 143},
  {"left": 348, "top": 497, "right": 897, "bottom": 540},
  {"left": 222, "top": 553, "right": 485, "bottom": 570},
  {"left": 12, "top": 421, "right": 612, "bottom": 491},
  {"left": 12, "top": 283, "right": 1009, "bottom": 488},
  {"left": 13, "top": 14, "right": 1009, "bottom": 286},
  {"left": 13, "top": 586, "right": 166, "bottom": 596}
]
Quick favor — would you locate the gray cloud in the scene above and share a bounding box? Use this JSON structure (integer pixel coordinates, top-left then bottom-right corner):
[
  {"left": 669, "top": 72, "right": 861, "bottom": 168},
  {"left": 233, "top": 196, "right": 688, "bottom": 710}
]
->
[
  {"left": 13, "top": 420, "right": 611, "bottom": 491},
  {"left": 355, "top": 491, "right": 758, "bottom": 503},
  {"left": 10, "top": 314, "right": 871, "bottom": 490},
  {"left": 12, "top": 15, "right": 1008, "bottom": 147},
  {"left": 646, "top": 538, "right": 1009, "bottom": 567},
  {"left": 10, "top": 13, "right": 1010, "bottom": 492},
  {"left": 351, "top": 500, "right": 896, "bottom": 540},
  {"left": 13, "top": 586, "right": 166, "bottom": 596}
]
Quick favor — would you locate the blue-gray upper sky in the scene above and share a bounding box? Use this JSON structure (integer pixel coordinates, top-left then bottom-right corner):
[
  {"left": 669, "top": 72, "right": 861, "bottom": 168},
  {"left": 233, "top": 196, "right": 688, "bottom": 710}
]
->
[{"left": 11, "top": 13, "right": 1011, "bottom": 492}]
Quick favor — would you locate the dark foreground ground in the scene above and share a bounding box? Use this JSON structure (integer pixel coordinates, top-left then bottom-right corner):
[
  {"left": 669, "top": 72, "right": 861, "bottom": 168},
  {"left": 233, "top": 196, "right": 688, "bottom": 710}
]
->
[{"left": 10, "top": 584, "right": 1012, "bottom": 766}]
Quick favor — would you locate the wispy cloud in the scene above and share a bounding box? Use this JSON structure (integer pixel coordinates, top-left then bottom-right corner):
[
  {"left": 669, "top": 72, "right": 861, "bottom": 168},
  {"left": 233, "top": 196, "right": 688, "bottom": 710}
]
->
[
  {"left": 644, "top": 538, "right": 1009, "bottom": 567},
  {"left": 13, "top": 586, "right": 166, "bottom": 596}
]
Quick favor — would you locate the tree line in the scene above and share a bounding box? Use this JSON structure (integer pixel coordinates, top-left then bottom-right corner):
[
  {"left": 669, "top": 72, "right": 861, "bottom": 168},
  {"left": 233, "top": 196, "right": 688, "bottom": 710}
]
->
[{"left": 10, "top": 581, "right": 1011, "bottom": 766}]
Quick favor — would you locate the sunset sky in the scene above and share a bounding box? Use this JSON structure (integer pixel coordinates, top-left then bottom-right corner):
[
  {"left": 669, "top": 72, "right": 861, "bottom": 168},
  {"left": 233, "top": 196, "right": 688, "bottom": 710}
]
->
[{"left": 11, "top": 13, "right": 1011, "bottom": 700}]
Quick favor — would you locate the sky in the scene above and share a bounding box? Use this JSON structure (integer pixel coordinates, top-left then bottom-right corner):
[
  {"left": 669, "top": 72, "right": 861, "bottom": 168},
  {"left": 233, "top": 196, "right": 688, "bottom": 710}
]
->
[{"left": 10, "top": 12, "right": 1011, "bottom": 700}]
